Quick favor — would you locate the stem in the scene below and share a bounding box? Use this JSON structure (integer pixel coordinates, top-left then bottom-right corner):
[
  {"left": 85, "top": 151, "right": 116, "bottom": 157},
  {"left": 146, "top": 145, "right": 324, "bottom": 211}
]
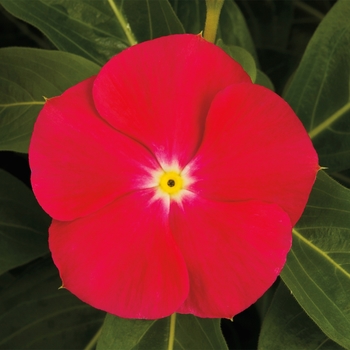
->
[
  {"left": 167, "top": 313, "right": 177, "bottom": 350},
  {"left": 203, "top": 0, "right": 225, "bottom": 43}
]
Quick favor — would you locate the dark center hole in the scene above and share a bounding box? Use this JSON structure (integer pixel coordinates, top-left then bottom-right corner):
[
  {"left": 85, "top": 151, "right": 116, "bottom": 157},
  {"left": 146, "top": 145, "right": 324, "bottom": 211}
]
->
[{"left": 167, "top": 179, "right": 176, "bottom": 187}]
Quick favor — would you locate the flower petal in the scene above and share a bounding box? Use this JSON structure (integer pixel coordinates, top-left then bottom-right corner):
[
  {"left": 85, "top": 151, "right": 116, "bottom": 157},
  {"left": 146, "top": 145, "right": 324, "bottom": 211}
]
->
[
  {"left": 29, "top": 77, "right": 158, "bottom": 221},
  {"left": 170, "top": 196, "right": 292, "bottom": 318},
  {"left": 50, "top": 190, "right": 189, "bottom": 319},
  {"left": 93, "top": 34, "right": 251, "bottom": 168},
  {"left": 188, "top": 83, "right": 319, "bottom": 225}
]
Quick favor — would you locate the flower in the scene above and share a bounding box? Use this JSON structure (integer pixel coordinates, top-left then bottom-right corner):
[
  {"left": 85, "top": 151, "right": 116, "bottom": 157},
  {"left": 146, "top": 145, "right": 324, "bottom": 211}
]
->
[{"left": 29, "top": 34, "right": 319, "bottom": 320}]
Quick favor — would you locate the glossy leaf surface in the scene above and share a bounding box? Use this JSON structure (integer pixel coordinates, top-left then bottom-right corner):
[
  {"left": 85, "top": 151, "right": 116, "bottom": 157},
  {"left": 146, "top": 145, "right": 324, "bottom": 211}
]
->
[
  {"left": 281, "top": 171, "right": 350, "bottom": 349},
  {"left": 258, "top": 282, "right": 343, "bottom": 350},
  {"left": 0, "top": 258, "right": 105, "bottom": 349},
  {"left": 0, "top": 170, "right": 49, "bottom": 275},
  {"left": 97, "top": 313, "right": 228, "bottom": 350},
  {"left": 0, "top": 0, "right": 184, "bottom": 65},
  {"left": 284, "top": 0, "right": 350, "bottom": 171},
  {"left": 0, "top": 48, "right": 99, "bottom": 153},
  {"left": 0, "top": 0, "right": 348, "bottom": 348}
]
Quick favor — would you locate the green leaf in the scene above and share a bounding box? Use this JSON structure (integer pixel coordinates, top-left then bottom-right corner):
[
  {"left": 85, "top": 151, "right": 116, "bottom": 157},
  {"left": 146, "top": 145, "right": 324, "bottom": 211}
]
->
[
  {"left": 0, "top": 47, "right": 100, "bottom": 153},
  {"left": 219, "top": 0, "right": 258, "bottom": 63},
  {"left": 217, "top": 40, "right": 257, "bottom": 82},
  {"left": 284, "top": 0, "right": 350, "bottom": 172},
  {"left": 0, "top": 170, "right": 50, "bottom": 275},
  {"left": 216, "top": 39, "right": 273, "bottom": 89},
  {"left": 170, "top": 0, "right": 203, "bottom": 35},
  {"left": 0, "top": 258, "right": 105, "bottom": 349},
  {"left": 120, "top": 0, "right": 184, "bottom": 43},
  {"left": 281, "top": 170, "right": 350, "bottom": 349},
  {"left": 171, "top": 0, "right": 257, "bottom": 62},
  {"left": 0, "top": 0, "right": 184, "bottom": 65},
  {"left": 258, "top": 281, "right": 343, "bottom": 350},
  {"left": 97, "top": 313, "right": 228, "bottom": 350},
  {"left": 255, "top": 70, "right": 275, "bottom": 91}
]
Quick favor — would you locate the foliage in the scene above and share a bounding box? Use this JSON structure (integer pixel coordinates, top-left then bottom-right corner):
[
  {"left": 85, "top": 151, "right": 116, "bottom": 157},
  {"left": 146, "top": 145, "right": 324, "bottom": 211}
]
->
[{"left": 0, "top": 0, "right": 349, "bottom": 349}]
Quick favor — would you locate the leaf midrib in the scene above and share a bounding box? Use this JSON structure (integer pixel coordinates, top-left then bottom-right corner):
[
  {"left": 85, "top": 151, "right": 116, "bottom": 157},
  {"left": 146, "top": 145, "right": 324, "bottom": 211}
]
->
[
  {"left": 0, "top": 102, "right": 44, "bottom": 108},
  {"left": 107, "top": 0, "right": 137, "bottom": 46},
  {"left": 309, "top": 101, "right": 350, "bottom": 139},
  {"left": 292, "top": 228, "right": 350, "bottom": 278}
]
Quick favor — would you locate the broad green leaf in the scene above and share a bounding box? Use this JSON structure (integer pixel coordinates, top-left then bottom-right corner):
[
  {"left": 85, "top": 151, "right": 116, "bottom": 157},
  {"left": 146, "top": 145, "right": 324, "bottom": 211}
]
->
[
  {"left": 0, "top": 47, "right": 100, "bottom": 153},
  {"left": 254, "top": 284, "right": 278, "bottom": 322},
  {"left": 0, "top": 170, "right": 49, "bottom": 275},
  {"left": 0, "top": 0, "right": 184, "bottom": 65},
  {"left": 121, "top": 0, "right": 184, "bottom": 43},
  {"left": 258, "top": 282, "right": 343, "bottom": 350},
  {"left": 215, "top": 39, "right": 272, "bottom": 90},
  {"left": 170, "top": 0, "right": 257, "bottom": 62},
  {"left": 97, "top": 313, "right": 228, "bottom": 350},
  {"left": 255, "top": 70, "right": 275, "bottom": 91},
  {"left": 219, "top": 0, "right": 258, "bottom": 63},
  {"left": 217, "top": 39, "right": 257, "bottom": 82},
  {"left": 284, "top": 0, "right": 350, "bottom": 172},
  {"left": 170, "top": 0, "right": 203, "bottom": 35},
  {"left": 0, "top": 258, "right": 105, "bottom": 349},
  {"left": 281, "top": 171, "right": 350, "bottom": 349}
]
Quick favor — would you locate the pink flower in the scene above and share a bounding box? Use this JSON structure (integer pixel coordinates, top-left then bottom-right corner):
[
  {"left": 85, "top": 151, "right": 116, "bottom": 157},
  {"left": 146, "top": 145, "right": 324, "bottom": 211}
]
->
[{"left": 29, "top": 34, "right": 319, "bottom": 319}]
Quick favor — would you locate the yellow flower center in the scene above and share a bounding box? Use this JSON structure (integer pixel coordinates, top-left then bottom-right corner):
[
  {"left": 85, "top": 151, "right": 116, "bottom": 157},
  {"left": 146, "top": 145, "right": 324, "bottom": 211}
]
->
[{"left": 159, "top": 171, "right": 184, "bottom": 195}]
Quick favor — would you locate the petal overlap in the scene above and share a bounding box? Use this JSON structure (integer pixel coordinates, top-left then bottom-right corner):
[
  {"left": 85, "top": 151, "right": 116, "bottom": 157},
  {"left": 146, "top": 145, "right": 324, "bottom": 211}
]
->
[
  {"left": 29, "top": 77, "right": 159, "bottom": 221},
  {"left": 50, "top": 190, "right": 189, "bottom": 319},
  {"left": 170, "top": 196, "right": 292, "bottom": 318},
  {"left": 93, "top": 34, "right": 251, "bottom": 168},
  {"left": 29, "top": 34, "right": 319, "bottom": 320},
  {"left": 188, "top": 83, "right": 319, "bottom": 225}
]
